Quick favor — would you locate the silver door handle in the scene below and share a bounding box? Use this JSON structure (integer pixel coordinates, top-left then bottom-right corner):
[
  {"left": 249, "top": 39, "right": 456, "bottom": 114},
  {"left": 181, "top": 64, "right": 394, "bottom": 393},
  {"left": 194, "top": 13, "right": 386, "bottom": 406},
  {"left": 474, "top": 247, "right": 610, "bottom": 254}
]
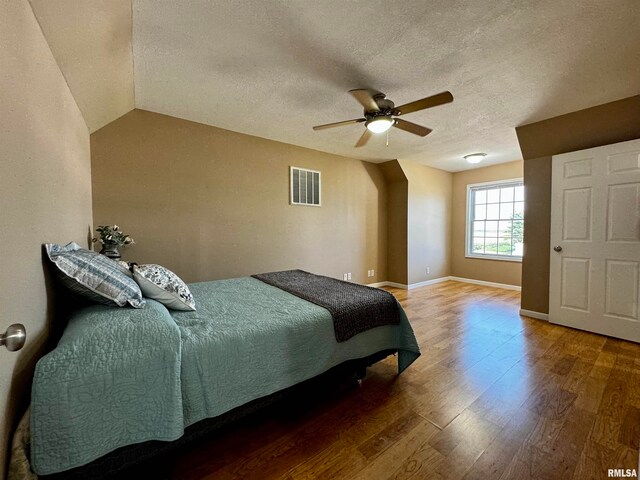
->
[
  {"left": 553, "top": 246, "right": 563, "bottom": 252},
  {"left": 1, "top": 324, "right": 26, "bottom": 352}
]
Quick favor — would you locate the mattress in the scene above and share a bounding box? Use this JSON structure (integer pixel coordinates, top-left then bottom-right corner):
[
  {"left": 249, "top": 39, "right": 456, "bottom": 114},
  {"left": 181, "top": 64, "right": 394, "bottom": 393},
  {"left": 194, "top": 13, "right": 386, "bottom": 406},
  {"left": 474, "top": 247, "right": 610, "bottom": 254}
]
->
[
  {"left": 174, "top": 277, "right": 420, "bottom": 427},
  {"left": 30, "top": 276, "right": 421, "bottom": 475}
]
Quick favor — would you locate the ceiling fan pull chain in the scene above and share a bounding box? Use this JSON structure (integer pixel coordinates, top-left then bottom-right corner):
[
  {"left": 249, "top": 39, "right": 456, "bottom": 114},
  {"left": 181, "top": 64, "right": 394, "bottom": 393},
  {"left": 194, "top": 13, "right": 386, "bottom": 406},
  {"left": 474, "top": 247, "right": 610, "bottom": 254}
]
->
[{"left": 386, "top": 130, "right": 389, "bottom": 147}]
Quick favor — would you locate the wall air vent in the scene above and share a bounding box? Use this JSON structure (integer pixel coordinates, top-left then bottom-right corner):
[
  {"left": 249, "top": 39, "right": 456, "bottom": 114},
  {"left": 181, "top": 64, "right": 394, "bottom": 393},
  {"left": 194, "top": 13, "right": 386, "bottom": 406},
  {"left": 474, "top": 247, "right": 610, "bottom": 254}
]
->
[{"left": 290, "top": 166, "right": 321, "bottom": 206}]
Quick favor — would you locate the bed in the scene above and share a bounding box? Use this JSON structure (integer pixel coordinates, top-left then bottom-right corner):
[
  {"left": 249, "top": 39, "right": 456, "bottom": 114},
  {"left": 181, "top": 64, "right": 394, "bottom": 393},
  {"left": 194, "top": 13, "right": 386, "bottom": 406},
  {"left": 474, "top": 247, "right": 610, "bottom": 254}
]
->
[{"left": 28, "top": 274, "right": 421, "bottom": 478}]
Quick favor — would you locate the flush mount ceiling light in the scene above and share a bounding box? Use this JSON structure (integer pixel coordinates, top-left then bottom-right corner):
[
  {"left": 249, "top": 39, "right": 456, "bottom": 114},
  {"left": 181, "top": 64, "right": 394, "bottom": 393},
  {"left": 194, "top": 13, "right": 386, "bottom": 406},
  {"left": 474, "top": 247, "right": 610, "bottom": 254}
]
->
[
  {"left": 365, "top": 116, "right": 395, "bottom": 134},
  {"left": 464, "top": 153, "right": 487, "bottom": 164}
]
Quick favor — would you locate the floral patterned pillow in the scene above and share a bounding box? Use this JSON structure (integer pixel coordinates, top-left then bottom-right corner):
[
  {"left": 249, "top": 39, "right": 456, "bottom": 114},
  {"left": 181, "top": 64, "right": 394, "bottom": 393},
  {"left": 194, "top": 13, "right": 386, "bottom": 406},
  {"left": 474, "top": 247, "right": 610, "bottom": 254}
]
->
[{"left": 132, "top": 264, "right": 196, "bottom": 311}]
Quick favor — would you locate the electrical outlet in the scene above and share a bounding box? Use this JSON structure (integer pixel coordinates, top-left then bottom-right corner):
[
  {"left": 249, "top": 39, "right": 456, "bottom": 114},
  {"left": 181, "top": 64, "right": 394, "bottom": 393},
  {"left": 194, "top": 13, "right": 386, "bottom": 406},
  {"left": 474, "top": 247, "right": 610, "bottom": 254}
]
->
[
  {"left": 371, "top": 269, "right": 375, "bottom": 277},
  {"left": 347, "top": 272, "right": 352, "bottom": 281},
  {"left": 343, "top": 273, "right": 348, "bottom": 281},
  {"left": 426, "top": 267, "right": 430, "bottom": 274}
]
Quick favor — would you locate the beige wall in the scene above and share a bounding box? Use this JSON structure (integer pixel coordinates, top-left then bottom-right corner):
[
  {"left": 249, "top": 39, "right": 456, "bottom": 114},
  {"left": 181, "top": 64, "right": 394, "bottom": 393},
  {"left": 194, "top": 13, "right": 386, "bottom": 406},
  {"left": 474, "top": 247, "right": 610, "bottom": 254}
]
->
[
  {"left": 516, "top": 95, "right": 640, "bottom": 313},
  {"left": 379, "top": 161, "right": 408, "bottom": 285},
  {"left": 91, "top": 110, "right": 387, "bottom": 285},
  {"left": 399, "top": 161, "right": 452, "bottom": 285},
  {"left": 451, "top": 161, "right": 523, "bottom": 286},
  {"left": 379, "top": 160, "right": 452, "bottom": 285},
  {"left": 0, "top": 0, "right": 93, "bottom": 477},
  {"left": 30, "top": 0, "right": 134, "bottom": 133}
]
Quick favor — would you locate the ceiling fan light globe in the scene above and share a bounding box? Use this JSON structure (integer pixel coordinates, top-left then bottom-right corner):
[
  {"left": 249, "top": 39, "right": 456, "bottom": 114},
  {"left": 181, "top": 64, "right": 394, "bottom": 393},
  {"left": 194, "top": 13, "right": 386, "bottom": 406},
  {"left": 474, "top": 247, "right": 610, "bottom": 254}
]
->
[
  {"left": 365, "top": 117, "right": 394, "bottom": 134},
  {"left": 464, "top": 153, "right": 487, "bottom": 164}
]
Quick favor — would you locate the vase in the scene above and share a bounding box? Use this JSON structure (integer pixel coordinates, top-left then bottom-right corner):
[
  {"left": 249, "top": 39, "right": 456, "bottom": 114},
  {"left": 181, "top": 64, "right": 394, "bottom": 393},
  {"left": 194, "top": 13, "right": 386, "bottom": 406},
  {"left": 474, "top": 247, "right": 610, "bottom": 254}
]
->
[{"left": 99, "top": 243, "right": 121, "bottom": 260}]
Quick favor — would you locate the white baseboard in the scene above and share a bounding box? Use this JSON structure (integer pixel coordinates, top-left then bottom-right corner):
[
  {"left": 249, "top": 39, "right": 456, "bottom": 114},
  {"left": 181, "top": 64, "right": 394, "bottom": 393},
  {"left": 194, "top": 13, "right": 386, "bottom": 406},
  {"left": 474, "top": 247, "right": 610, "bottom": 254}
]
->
[
  {"left": 369, "top": 276, "right": 521, "bottom": 292},
  {"left": 406, "top": 277, "right": 451, "bottom": 289},
  {"left": 367, "top": 277, "right": 450, "bottom": 290},
  {"left": 448, "top": 276, "right": 521, "bottom": 291},
  {"left": 519, "top": 309, "right": 549, "bottom": 321},
  {"left": 380, "top": 281, "right": 408, "bottom": 289},
  {"left": 365, "top": 281, "right": 389, "bottom": 288}
]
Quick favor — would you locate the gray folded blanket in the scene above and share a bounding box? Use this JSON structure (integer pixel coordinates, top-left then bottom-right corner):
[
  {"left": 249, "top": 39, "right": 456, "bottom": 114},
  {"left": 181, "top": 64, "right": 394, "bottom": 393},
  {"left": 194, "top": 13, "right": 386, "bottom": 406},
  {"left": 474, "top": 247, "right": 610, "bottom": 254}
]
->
[{"left": 252, "top": 269, "right": 401, "bottom": 342}]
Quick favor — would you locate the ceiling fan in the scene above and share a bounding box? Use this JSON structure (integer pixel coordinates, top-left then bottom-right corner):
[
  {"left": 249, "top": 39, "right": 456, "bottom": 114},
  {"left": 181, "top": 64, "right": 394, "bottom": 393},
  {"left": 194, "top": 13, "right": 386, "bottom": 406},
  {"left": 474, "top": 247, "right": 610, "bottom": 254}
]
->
[{"left": 313, "top": 89, "right": 454, "bottom": 147}]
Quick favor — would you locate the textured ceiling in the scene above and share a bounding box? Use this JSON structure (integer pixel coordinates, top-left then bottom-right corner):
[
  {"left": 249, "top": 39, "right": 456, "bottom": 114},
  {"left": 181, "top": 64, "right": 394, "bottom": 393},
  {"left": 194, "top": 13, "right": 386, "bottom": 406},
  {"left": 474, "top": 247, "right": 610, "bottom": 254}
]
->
[
  {"left": 133, "top": 0, "right": 640, "bottom": 171},
  {"left": 30, "top": 0, "right": 134, "bottom": 133}
]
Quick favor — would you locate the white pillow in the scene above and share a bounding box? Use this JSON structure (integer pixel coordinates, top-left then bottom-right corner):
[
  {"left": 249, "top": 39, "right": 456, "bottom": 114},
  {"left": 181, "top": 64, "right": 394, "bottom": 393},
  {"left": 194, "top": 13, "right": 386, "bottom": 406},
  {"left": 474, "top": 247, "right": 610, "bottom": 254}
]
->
[{"left": 133, "top": 264, "right": 196, "bottom": 311}]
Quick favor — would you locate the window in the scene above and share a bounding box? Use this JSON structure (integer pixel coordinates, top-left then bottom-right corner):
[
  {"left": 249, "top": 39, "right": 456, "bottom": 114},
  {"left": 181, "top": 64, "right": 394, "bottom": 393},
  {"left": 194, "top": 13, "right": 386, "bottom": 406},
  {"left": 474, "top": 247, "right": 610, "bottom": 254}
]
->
[
  {"left": 466, "top": 179, "right": 524, "bottom": 261},
  {"left": 290, "top": 166, "right": 321, "bottom": 206}
]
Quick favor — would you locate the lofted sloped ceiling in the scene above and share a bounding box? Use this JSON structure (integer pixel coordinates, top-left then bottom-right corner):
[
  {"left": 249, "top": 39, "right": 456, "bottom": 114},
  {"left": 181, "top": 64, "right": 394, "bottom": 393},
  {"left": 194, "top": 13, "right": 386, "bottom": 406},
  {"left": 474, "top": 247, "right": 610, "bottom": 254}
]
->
[
  {"left": 33, "top": 1, "right": 640, "bottom": 170},
  {"left": 30, "top": 0, "right": 134, "bottom": 133}
]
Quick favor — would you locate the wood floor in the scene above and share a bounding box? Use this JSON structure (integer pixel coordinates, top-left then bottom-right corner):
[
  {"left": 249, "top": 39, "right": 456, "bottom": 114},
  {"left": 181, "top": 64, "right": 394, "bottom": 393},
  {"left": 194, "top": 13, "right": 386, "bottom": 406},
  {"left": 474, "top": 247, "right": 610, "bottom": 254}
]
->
[{"left": 167, "top": 280, "right": 640, "bottom": 480}]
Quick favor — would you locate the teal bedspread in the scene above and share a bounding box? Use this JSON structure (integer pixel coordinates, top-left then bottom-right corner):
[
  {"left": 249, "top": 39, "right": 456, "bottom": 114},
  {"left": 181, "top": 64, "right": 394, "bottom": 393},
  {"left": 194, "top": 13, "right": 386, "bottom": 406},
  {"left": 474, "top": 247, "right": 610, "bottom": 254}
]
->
[
  {"left": 175, "top": 278, "right": 420, "bottom": 426},
  {"left": 30, "top": 299, "right": 184, "bottom": 475},
  {"left": 31, "top": 277, "right": 420, "bottom": 475}
]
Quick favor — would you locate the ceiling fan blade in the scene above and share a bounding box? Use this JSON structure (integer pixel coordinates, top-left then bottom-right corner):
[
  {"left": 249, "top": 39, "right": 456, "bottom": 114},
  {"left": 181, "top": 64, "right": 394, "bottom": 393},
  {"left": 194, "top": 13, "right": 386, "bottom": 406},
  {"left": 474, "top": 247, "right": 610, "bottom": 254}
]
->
[
  {"left": 312, "top": 118, "right": 365, "bottom": 131},
  {"left": 393, "top": 118, "right": 433, "bottom": 137},
  {"left": 349, "top": 89, "right": 380, "bottom": 112},
  {"left": 355, "top": 129, "right": 373, "bottom": 148},
  {"left": 394, "top": 91, "right": 453, "bottom": 116}
]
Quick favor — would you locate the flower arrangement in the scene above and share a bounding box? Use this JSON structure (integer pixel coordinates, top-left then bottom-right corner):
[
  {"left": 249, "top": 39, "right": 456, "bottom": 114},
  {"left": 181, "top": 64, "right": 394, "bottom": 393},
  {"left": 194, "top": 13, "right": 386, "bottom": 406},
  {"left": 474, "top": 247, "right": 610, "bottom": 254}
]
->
[{"left": 92, "top": 225, "right": 134, "bottom": 247}]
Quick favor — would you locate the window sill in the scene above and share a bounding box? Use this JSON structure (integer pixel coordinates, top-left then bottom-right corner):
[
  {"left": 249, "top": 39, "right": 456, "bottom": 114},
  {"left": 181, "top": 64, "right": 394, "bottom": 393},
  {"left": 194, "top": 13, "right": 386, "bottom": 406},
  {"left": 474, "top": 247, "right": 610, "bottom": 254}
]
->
[{"left": 465, "top": 254, "right": 522, "bottom": 263}]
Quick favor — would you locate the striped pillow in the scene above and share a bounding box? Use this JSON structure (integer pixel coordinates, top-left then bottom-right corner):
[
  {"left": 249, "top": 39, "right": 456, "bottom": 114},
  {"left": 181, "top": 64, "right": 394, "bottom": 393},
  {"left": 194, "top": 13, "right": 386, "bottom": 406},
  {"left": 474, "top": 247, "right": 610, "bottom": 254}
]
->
[{"left": 45, "top": 242, "right": 145, "bottom": 308}]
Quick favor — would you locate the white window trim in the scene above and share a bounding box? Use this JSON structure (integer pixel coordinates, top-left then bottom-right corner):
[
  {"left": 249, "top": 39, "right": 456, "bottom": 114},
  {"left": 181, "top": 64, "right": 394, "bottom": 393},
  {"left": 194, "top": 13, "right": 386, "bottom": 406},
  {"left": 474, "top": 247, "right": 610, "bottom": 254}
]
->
[
  {"left": 465, "top": 177, "right": 524, "bottom": 263},
  {"left": 290, "top": 166, "right": 322, "bottom": 207}
]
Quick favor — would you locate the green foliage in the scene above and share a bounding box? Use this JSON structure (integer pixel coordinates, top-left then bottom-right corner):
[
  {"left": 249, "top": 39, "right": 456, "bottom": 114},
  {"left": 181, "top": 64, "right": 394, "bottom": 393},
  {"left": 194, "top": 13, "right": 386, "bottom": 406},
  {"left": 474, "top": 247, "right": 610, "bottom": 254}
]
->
[
  {"left": 92, "top": 225, "right": 134, "bottom": 247},
  {"left": 475, "top": 241, "right": 513, "bottom": 254},
  {"left": 474, "top": 212, "right": 524, "bottom": 256},
  {"left": 511, "top": 212, "right": 524, "bottom": 243}
]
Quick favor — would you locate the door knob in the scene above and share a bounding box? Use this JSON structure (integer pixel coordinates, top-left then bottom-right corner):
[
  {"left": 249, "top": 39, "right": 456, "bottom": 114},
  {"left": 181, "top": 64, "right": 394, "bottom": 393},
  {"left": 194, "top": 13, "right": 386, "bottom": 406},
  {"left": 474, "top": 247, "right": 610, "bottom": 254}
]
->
[
  {"left": 1, "top": 324, "right": 26, "bottom": 352},
  {"left": 553, "top": 246, "right": 563, "bottom": 252}
]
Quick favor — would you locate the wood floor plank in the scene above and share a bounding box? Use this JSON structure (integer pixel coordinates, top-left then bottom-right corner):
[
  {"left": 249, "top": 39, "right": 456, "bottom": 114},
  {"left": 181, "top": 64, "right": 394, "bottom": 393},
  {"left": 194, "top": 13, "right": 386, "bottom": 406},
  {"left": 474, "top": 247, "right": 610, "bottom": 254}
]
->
[
  {"left": 286, "top": 439, "right": 368, "bottom": 480},
  {"left": 551, "top": 354, "right": 578, "bottom": 376},
  {"left": 463, "top": 409, "right": 540, "bottom": 480},
  {"left": 626, "top": 372, "right": 640, "bottom": 409},
  {"left": 351, "top": 418, "right": 440, "bottom": 480},
  {"left": 571, "top": 375, "right": 609, "bottom": 414},
  {"left": 590, "top": 350, "right": 617, "bottom": 380},
  {"left": 358, "top": 412, "right": 425, "bottom": 460},
  {"left": 165, "top": 281, "right": 640, "bottom": 480},
  {"left": 416, "top": 349, "right": 526, "bottom": 428},
  {"left": 431, "top": 410, "right": 503, "bottom": 480},
  {"left": 591, "top": 372, "right": 629, "bottom": 450},
  {"left": 501, "top": 407, "right": 594, "bottom": 480},
  {"left": 618, "top": 405, "right": 640, "bottom": 450},
  {"left": 573, "top": 440, "right": 639, "bottom": 480},
  {"left": 388, "top": 440, "right": 444, "bottom": 480},
  {"left": 466, "top": 357, "right": 549, "bottom": 427}
]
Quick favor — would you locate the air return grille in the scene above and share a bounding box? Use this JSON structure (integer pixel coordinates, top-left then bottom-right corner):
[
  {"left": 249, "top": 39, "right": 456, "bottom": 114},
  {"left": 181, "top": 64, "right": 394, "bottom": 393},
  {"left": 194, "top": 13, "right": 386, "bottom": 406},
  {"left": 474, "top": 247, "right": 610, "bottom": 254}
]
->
[{"left": 290, "top": 166, "right": 321, "bottom": 206}]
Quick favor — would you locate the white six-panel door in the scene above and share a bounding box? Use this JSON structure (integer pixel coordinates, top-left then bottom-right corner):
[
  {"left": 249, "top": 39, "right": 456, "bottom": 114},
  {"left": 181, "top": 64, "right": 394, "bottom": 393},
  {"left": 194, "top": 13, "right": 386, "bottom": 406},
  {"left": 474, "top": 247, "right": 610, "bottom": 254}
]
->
[{"left": 549, "top": 139, "right": 640, "bottom": 343}]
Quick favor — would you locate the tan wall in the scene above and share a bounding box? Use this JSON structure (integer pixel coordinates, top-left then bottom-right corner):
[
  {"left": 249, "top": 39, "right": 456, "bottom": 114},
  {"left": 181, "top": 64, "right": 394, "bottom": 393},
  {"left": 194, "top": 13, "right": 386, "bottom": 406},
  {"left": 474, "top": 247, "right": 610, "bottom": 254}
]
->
[
  {"left": 0, "top": 1, "right": 93, "bottom": 476},
  {"left": 451, "top": 161, "right": 523, "bottom": 286},
  {"left": 516, "top": 95, "right": 640, "bottom": 313},
  {"left": 520, "top": 156, "right": 551, "bottom": 313},
  {"left": 30, "top": 0, "right": 134, "bottom": 133},
  {"left": 399, "top": 161, "right": 452, "bottom": 285},
  {"left": 379, "top": 161, "right": 408, "bottom": 285},
  {"left": 91, "top": 110, "right": 387, "bottom": 285}
]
